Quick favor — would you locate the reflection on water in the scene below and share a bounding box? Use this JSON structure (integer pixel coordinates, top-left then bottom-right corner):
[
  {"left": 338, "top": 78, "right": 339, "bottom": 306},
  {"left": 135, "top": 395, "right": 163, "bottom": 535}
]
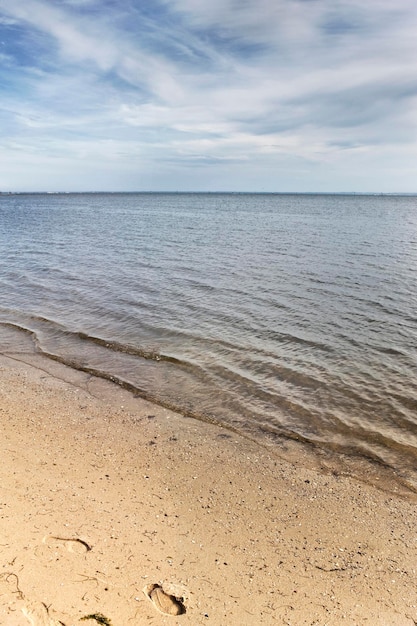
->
[{"left": 1, "top": 192, "right": 417, "bottom": 491}]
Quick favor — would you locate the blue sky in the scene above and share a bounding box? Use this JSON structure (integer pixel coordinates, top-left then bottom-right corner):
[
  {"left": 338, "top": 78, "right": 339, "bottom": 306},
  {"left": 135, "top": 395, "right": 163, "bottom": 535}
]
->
[{"left": 0, "top": 0, "right": 416, "bottom": 192}]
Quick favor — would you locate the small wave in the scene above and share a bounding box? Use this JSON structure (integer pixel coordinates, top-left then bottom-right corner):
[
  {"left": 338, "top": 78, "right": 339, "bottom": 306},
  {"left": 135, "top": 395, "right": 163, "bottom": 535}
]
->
[{"left": 74, "top": 331, "right": 184, "bottom": 365}]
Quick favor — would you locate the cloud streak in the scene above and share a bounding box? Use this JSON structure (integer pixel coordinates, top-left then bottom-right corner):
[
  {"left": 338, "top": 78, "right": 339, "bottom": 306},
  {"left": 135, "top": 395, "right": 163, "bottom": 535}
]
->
[{"left": 0, "top": 0, "right": 416, "bottom": 191}]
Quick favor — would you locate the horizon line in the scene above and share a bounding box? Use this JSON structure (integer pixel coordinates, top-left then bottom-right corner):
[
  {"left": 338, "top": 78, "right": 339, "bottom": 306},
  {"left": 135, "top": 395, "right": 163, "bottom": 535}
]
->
[{"left": 1, "top": 191, "right": 417, "bottom": 196}]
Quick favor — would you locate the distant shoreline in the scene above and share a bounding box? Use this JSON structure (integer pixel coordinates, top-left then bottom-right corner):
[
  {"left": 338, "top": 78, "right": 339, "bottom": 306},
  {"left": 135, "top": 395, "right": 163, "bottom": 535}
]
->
[{"left": 2, "top": 190, "right": 417, "bottom": 196}]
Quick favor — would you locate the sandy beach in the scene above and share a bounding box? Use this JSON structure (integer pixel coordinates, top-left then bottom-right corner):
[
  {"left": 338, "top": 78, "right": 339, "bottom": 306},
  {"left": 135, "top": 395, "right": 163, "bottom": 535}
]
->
[{"left": 0, "top": 353, "right": 416, "bottom": 625}]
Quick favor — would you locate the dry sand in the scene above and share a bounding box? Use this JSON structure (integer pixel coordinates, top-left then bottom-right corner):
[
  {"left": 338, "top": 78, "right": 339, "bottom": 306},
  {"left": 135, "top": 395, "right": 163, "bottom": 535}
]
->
[{"left": 0, "top": 353, "right": 416, "bottom": 625}]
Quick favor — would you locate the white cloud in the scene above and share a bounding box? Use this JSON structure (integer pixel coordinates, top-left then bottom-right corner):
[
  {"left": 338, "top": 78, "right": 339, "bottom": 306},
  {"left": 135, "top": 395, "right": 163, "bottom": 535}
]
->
[{"left": 0, "top": 0, "right": 183, "bottom": 101}]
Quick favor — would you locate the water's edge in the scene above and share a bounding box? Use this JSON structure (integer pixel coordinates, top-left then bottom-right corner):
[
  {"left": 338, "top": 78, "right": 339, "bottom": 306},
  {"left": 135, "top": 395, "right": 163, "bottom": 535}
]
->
[{"left": 1, "top": 319, "right": 415, "bottom": 498}]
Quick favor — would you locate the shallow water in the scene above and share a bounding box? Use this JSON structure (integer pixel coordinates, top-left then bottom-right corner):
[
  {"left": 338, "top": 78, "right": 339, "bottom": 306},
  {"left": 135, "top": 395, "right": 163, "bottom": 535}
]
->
[{"left": 1, "top": 192, "right": 417, "bottom": 489}]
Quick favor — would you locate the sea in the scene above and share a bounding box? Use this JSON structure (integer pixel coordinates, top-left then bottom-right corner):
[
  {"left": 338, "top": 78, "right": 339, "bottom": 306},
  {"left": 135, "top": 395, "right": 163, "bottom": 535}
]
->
[{"left": 1, "top": 192, "right": 416, "bottom": 491}]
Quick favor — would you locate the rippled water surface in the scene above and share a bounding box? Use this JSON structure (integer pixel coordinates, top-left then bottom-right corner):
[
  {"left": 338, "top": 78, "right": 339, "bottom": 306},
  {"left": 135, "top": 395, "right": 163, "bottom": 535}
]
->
[{"left": 1, "top": 192, "right": 417, "bottom": 488}]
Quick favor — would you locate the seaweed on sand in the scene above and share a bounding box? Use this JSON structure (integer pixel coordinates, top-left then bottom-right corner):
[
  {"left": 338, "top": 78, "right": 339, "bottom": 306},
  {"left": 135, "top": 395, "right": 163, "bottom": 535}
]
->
[{"left": 80, "top": 614, "right": 112, "bottom": 625}]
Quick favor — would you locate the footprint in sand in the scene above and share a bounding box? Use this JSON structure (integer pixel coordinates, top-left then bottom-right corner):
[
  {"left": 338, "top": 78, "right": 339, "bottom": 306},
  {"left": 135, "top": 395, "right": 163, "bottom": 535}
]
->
[
  {"left": 143, "top": 583, "right": 186, "bottom": 616},
  {"left": 0, "top": 574, "right": 66, "bottom": 626},
  {"left": 22, "top": 602, "right": 65, "bottom": 626},
  {"left": 42, "top": 535, "right": 92, "bottom": 554}
]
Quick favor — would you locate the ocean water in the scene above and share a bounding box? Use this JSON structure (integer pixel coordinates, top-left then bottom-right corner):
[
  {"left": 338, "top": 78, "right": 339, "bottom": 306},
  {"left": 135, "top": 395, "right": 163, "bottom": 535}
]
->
[{"left": 1, "top": 192, "right": 417, "bottom": 490}]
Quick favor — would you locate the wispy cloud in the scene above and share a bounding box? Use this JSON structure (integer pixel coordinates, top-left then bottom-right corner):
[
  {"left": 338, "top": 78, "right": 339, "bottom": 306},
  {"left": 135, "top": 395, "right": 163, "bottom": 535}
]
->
[{"left": 0, "top": 0, "right": 416, "bottom": 191}]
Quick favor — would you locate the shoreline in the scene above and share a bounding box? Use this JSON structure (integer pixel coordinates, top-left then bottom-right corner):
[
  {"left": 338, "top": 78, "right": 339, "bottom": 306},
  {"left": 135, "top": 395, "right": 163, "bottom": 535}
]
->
[
  {"left": 2, "top": 320, "right": 416, "bottom": 497},
  {"left": 0, "top": 354, "right": 416, "bottom": 625}
]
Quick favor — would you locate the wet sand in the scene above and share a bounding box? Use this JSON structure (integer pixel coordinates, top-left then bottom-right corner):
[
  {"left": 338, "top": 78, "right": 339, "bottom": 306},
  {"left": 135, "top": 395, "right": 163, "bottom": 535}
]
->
[{"left": 0, "top": 353, "right": 416, "bottom": 625}]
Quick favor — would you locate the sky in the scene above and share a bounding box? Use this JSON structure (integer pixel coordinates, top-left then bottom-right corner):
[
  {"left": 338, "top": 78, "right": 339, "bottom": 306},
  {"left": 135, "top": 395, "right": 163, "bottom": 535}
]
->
[{"left": 0, "top": 0, "right": 416, "bottom": 192}]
